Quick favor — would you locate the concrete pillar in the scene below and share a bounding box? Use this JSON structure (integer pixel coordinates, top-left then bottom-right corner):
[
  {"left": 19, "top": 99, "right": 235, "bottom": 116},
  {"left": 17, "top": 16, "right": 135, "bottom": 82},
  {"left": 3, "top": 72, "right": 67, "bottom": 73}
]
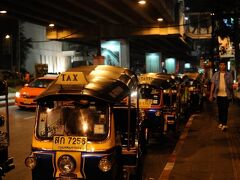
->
[{"left": 120, "top": 40, "right": 129, "bottom": 68}]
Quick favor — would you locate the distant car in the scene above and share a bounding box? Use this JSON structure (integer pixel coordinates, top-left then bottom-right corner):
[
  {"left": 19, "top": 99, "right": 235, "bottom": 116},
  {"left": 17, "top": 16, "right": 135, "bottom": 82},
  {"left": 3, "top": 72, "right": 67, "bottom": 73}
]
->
[{"left": 15, "top": 74, "right": 58, "bottom": 108}]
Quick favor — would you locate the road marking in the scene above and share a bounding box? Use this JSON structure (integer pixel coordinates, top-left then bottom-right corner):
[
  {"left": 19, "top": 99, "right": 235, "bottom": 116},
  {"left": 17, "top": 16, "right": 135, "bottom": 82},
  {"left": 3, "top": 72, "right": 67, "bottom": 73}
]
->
[
  {"left": 23, "top": 116, "right": 35, "bottom": 120},
  {"left": 158, "top": 115, "right": 197, "bottom": 180}
]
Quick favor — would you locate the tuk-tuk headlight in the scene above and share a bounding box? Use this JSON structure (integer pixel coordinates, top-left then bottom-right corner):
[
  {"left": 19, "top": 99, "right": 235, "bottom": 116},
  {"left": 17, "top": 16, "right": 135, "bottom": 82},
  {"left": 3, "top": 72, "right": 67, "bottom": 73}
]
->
[
  {"left": 98, "top": 156, "right": 112, "bottom": 172},
  {"left": 25, "top": 154, "right": 37, "bottom": 169},
  {"left": 58, "top": 155, "right": 76, "bottom": 174}
]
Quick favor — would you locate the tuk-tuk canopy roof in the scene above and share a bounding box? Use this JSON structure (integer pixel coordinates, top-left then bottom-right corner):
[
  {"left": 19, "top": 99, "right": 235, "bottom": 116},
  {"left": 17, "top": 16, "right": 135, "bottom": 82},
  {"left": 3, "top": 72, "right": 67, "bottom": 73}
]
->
[
  {"left": 138, "top": 73, "right": 176, "bottom": 89},
  {"left": 36, "top": 65, "right": 138, "bottom": 103}
]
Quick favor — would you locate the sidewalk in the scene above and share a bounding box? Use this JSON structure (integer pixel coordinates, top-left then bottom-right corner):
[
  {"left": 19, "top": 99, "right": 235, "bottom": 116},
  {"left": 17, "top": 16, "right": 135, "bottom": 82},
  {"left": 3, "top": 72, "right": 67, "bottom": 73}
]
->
[
  {"left": 160, "top": 101, "right": 240, "bottom": 180},
  {"left": 0, "top": 93, "right": 15, "bottom": 107}
]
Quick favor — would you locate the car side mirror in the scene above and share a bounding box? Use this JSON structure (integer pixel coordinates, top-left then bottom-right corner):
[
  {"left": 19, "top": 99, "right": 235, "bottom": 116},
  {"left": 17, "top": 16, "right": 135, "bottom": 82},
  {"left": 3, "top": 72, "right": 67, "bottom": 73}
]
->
[{"left": 0, "top": 115, "right": 5, "bottom": 126}]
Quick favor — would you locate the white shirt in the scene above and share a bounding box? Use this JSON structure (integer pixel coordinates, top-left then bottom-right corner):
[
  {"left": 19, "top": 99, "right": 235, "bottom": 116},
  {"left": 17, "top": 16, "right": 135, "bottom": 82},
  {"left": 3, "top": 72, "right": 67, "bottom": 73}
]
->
[{"left": 218, "top": 72, "right": 227, "bottom": 97}]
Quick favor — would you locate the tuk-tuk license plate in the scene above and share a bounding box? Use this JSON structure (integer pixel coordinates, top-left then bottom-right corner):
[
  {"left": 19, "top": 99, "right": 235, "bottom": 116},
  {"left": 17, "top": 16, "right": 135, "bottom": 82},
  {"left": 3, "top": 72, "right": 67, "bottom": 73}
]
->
[{"left": 53, "top": 136, "right": 87, "bottom": 151}]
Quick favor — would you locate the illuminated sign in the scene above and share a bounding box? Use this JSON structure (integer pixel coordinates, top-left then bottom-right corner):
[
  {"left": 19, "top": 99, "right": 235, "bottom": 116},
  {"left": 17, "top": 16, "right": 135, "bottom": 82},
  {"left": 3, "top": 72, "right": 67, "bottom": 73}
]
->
[
  {"left": 218, "top": 36, "right": 234, "bottom": 58},
  {"left": 55, "top": 72, "right": 88, "bottom": 85}
]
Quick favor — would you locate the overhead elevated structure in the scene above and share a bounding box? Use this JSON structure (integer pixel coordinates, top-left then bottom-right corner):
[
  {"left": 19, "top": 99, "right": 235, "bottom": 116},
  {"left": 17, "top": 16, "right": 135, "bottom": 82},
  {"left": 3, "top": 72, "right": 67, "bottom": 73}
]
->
[{"left": 0, "top": 0, "right": 191, "bottom": 57}]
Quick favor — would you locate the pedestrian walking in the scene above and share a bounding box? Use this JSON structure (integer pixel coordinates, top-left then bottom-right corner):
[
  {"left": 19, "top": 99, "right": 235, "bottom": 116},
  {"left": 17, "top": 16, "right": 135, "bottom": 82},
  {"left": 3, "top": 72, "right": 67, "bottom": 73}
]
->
[{"left": 209, "top": 59, "right": 233, "bottom": 131}]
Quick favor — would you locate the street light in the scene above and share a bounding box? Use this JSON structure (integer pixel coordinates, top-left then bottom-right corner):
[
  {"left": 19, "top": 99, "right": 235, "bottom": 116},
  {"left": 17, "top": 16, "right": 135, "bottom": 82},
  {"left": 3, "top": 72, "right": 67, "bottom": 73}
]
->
[
  {"left": 157, "top": 18, "right": 164, "bottom": 22},
  {"left": 3, "top": 34, "right": 13, "bottom": 70},
  {"left": 49, "top": 23, "right": 55, "bottom": 27}
]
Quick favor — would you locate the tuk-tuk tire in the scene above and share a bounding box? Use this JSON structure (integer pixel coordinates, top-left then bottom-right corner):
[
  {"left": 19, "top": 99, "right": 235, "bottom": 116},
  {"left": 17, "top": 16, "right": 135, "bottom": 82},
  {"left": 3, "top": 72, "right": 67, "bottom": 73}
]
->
[
  {"left": 111, "top": 162, "right": 123, "bottom": 180},
  {"left": 144, "top": 128, "right": 149, "bottom": 143},
  {"left": 0, "top": 146, "right": 8, "bottom": 163},
  {"left": 139, "top": 128, "right": 149, "bottom": 154},
  {"left": 170, "top": 119, "right": 180, "bottom": 133},
  {"left": 113, "top": 146, "right": 124, "bottom": 180},
  {"left": 136, "top": 161, "right": 144, "bottom": 180},
  {"left": 129, "top": 156, "right": 143, "bottom": 180}
]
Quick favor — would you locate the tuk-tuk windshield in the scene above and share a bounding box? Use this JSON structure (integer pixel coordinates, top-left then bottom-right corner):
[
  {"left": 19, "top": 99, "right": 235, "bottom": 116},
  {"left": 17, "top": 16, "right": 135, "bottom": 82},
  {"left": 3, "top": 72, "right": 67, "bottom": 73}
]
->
[{"left": 36, "top": 100, "right": 109, "bottom": 141}]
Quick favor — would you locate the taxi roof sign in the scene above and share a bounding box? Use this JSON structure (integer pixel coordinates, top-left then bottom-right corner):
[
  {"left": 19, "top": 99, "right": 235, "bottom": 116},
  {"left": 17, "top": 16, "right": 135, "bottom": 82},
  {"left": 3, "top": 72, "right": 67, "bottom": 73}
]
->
[
  {"left": 55, "top": 72, "right": 88, "bottom": 85},
  {"left": 139, "top": 76, "right": 154, "bottom": 84}
]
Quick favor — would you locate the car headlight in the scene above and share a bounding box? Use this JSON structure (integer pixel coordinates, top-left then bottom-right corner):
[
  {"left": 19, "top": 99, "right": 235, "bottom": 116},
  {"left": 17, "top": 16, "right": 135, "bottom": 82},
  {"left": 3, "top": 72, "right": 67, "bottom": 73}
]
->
[
  {"left": 25, "top": 154, "right": 37, "bottom": 169},
  {"left": 98, "top": 156, "right": 112, "bottom": 172},
  {"left": 15, "top": 92, "right": 20, "bottom": 98},
  {"left": 58, "top": 155, "right": 76, "bottom": 174}
]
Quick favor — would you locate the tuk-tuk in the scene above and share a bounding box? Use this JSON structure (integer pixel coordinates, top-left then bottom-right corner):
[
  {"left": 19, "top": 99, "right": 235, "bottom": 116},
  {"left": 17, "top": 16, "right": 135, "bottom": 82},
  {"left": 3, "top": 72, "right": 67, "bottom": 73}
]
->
[
  {"left": 25, "top": 65, "right": 143, "bottom": 180},
  {"left": 138, "top": 73, "right": 179, "bottom": 149},
  {"left": 0, "top": 81, "right": 15, "bottom": 179},
  {"left": 182, "top": 73, "right": 203, "bottom": 112},
  {"left": 177, "top": 74, "right": 192, "bottom": 118},
  {"left": 160, "top": 74, "right": 183, "bottom": 132}
]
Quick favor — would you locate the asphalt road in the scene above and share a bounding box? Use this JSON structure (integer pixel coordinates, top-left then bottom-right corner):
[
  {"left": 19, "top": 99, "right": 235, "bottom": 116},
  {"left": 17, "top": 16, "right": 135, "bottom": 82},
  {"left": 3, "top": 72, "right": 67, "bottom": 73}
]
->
[
  {"left": 142, "top": 133, "right": 180, "bottom": 179},
  {"left": 2, "top": 106, "right": 35, "bottom": 180}
]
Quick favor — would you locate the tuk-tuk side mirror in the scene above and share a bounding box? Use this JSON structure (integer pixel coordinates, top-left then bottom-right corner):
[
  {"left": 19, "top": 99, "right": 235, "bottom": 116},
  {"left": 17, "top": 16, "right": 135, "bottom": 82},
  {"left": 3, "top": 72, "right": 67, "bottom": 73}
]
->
[
  {"left": 39, "top": 101, "right": 54, "bottom": 109},
  {"left": 0, "top": 115, "right": 5, "bottom": 126}
]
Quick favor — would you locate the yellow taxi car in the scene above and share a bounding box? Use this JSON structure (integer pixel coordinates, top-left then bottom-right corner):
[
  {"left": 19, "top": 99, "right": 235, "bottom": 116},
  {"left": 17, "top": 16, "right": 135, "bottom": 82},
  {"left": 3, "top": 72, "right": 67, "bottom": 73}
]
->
[{"left": 15, "top": 74, "right": 58, "bottom": 108}]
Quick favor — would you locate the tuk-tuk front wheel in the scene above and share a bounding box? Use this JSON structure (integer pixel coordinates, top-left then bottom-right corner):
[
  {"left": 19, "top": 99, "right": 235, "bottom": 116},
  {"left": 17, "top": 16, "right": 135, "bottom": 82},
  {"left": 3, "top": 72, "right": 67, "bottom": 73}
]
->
[{"left": 144, "top": 128, "right": 149, "bottom": 142}]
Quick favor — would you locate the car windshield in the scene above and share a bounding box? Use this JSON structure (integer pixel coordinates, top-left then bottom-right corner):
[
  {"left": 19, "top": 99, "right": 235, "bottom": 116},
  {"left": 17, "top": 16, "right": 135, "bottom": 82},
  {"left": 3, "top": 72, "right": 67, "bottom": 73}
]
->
[
  {"left": 28, "top": 79, "right": 54, "bottom": 88},
  {"left": 36, "top": 100, "right": 109, "bottom": 141}
]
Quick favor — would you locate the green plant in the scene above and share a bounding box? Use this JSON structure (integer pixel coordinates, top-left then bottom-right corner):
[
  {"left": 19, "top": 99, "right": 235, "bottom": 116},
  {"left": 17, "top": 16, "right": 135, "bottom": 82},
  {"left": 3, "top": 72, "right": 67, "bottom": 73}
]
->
[{"left": 19, "top": 24, "right": 33, "bottom": 66}]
